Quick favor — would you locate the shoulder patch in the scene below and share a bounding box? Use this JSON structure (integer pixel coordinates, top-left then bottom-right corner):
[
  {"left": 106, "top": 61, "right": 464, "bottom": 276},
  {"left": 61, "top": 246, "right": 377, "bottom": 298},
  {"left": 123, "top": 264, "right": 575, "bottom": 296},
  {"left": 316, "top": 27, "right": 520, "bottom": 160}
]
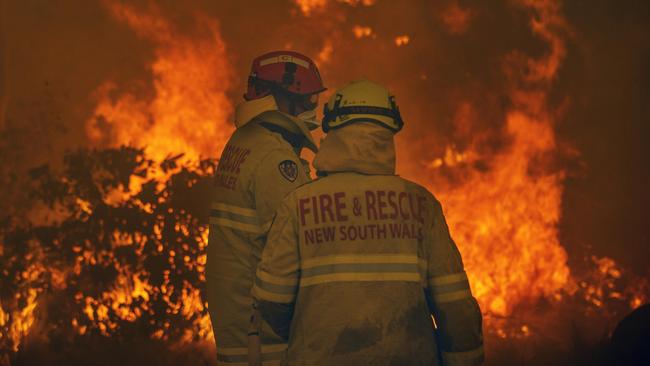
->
[{"left": 278, "top": 160, "right": 299, "bottom": 182}]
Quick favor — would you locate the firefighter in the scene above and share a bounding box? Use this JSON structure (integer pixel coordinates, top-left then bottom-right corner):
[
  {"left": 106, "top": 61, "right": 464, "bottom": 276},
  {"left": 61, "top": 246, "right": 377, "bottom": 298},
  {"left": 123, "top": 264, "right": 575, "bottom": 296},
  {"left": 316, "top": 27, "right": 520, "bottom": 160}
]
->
[
  {"left": 251, "top": 79, "right": 484, "bottom": 365},
  {"left": 207, "top": 51, "right": 326, "bottom": 366}
]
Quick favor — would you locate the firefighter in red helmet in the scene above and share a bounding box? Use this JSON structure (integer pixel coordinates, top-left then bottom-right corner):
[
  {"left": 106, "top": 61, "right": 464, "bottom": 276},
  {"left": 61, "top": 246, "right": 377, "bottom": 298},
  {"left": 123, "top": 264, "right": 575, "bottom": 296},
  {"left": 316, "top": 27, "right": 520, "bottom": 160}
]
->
[{"left": 206, "top": 51, "right": 325, "bottom": 365}]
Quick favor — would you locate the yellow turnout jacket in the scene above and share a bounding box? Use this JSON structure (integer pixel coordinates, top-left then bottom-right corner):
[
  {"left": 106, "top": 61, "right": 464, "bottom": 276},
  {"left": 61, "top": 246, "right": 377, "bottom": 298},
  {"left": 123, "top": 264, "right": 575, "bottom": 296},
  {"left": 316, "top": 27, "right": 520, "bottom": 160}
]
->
[
  {"left": 207, "top": 97, "right": 316, "bottom": 365},
  {"left": 252, "top": 123, "right": 484, "bottom": 366}
]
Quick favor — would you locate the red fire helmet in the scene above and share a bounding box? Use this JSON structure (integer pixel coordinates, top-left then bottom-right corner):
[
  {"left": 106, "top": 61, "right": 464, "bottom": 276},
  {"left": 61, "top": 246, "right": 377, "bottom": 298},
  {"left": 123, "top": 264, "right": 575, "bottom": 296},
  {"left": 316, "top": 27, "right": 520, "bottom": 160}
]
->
[{"left": 244, "top": 50, "right": 326, "bottom": 101}]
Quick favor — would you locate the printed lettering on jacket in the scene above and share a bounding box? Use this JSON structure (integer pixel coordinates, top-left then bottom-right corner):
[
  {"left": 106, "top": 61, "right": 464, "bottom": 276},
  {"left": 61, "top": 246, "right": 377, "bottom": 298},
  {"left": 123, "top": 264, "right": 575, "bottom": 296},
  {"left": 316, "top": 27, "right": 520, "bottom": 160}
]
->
[
  {"left": 297, "top": 190, "right": 427, "bottom": 245},
  {"left": 214, "top": 144, "right": 251, "bottom": 190}
]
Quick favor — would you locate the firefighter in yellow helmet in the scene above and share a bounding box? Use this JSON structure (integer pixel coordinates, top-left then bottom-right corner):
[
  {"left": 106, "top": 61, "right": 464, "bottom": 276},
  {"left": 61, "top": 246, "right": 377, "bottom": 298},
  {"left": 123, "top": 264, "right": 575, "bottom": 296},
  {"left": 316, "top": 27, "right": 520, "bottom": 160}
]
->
[
  {"left": 206, "top": 51, "right": 326, "bottom": 366},
  {"left": 252, "top": 79, "right": 484, "bottom": 365}
]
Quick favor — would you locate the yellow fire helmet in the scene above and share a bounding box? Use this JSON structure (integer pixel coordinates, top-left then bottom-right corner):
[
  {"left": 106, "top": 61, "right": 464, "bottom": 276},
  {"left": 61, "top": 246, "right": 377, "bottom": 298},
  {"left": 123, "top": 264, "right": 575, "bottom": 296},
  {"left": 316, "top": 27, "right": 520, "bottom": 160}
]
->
[{"left": 322, "top": 79, "right": 404, "bottom": 133}]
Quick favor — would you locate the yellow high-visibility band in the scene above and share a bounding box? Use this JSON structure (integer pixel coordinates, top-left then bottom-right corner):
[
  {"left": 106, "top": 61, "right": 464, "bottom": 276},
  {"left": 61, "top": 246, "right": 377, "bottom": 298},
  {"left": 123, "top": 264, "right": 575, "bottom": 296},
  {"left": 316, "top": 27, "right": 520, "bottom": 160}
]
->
[
  {"left": 300, "top": 272, "right": 421, "bottom": 287},
  {"left": 254, "top": 276, "right": 297, "bottom": 296},
  {"left": 252, "top": 284, "right": 296, "bottom": 304},
  {"left": 211, "top": 202, "right": 259, "bottom": 218},
  {"left": 260, "top": 344, "right": 288, "bottom": 354},
  {"left": 210, "top": 217, "right": 265, "bottom": 234},
  {"left": 302, "top": 254, "right": 419, "bottom": 269},
  {"left": 256, "top": 269, "right": 298, "bottom": 286},
  {"left": 432, "top": 289, "right": 472, "bottom": 304},
  {"left": 428, "top": 271, "right": 468, "bottom": 286}
]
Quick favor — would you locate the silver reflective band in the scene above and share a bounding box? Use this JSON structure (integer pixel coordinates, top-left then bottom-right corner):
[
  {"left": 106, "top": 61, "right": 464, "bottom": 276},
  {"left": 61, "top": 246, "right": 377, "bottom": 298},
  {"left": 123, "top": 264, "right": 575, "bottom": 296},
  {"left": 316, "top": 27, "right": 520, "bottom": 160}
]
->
[
  {"left": 210, "top": 202, "right": 270, "bottom": 234},
  {"left": 299, "top": 254, "right": 423, "bottom": 287},
  {"left": 260, "top": 55, "right": 309, "bottom": 68},
  {"left": 442, "top": 345, "right": 484, "bottom": 366},
  {"left": 429, "top": 271, "right": 472, "bottom": 303}
]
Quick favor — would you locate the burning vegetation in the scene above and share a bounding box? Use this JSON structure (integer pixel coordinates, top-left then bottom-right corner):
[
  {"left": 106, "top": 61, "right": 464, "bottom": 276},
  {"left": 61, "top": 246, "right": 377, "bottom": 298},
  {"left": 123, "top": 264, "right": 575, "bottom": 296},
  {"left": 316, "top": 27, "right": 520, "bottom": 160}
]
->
[{"left": 1, "top": 0, "right": 648, "bottom": 365}]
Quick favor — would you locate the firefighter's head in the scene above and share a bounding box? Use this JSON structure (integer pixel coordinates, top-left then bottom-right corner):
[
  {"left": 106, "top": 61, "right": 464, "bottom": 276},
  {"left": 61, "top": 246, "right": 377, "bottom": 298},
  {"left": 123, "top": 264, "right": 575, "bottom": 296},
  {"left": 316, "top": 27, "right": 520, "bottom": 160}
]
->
[
  {"left": 313, "top": 79, "right": 402, "bottom": 176},
  {"left": 322, "top": 79, "right": 403, "bottom": 134},
  {"left": 245, "top": 50, "right": 326, "bottom": 130}
]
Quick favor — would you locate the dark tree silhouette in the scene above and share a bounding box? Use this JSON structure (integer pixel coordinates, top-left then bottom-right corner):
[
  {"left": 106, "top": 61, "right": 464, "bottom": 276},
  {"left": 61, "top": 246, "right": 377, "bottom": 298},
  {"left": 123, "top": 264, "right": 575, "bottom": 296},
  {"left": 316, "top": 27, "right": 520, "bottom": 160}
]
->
[{"left": 1, "top": 147, "right": 216, "bottom": 365}]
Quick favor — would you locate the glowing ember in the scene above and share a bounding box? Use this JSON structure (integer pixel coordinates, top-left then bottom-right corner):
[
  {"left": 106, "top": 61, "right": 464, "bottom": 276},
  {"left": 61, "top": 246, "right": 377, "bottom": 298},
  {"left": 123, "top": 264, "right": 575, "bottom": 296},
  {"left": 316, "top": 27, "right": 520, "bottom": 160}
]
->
[
  {"left": 353, "top": 25, "right": 374, "bottom": 39},
  {"left": 294, "top": 0, "right": 329, "bottom": 15},
  {"left": 294, "top": 0, "right": 375, "bottom": 16},
  {"left": 394, "top": 35, "right": 410, "bottom": 46}
]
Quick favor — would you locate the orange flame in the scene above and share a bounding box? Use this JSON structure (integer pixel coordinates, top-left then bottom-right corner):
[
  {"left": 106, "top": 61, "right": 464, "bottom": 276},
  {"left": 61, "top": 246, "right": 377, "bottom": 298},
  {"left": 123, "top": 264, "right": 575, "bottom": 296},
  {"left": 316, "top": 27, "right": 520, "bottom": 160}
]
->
[
  {"left": 1, "top": 286, "right": 39, "bottom": 352},
  {"left": 86, "top": 3, "right": 234, "bottom": 164},
  {"left": 399, "top": 0, "right": 572, "bottom": 317}
]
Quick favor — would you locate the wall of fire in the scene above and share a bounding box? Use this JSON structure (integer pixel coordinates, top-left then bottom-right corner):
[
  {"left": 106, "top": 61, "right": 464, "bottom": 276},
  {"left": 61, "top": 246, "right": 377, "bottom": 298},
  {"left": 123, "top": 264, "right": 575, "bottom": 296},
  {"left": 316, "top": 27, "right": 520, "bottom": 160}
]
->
[{"left": 0, "top": 0, "right": 648, "bottom": 365}]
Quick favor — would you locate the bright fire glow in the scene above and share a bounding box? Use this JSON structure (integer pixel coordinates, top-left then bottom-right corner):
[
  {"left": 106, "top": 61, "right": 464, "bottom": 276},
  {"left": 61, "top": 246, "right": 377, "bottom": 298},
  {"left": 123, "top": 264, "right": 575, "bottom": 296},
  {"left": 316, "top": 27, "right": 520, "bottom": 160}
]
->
[
  {"left": 4, "top": 0, "right": 647, "bottom": 356},
  {"left": 405, "top": 0, "right": 572, "bottom": 316},
  {"left": 86, "top": 3, "right": 234, "bottom": 164}
]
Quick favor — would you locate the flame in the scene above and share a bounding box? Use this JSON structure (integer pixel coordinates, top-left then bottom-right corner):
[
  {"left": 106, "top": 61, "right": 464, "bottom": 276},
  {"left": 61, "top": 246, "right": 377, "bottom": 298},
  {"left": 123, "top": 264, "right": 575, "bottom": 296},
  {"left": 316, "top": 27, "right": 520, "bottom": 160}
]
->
[
  {"left": 434, "top": 111, "right": 570, "bottom": 316},
  {"left": 86, "top": 3, "right": 234, "bottom": 164},
  {"left": 1, "top": 288, "right": 39, "bottom": 352},
  {"left": 399, "top": 0, "right": 572, "bottom": 317}
]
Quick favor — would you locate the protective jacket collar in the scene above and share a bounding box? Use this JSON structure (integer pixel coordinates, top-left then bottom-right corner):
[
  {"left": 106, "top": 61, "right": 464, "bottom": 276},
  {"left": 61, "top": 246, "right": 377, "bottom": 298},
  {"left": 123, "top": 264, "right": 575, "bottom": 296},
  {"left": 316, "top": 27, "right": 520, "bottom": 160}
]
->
[
  {"left": 313, "top": 123, "right": 396, "bottom": 175},
  {"left": 234, "top": 95, "right": 317, "bottom": 152}
]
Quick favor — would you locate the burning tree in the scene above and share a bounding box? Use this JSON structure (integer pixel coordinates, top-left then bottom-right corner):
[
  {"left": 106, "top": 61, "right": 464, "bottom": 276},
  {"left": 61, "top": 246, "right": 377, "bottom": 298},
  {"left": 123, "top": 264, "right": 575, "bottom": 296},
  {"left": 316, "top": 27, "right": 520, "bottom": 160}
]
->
[{"left": 1, "top": 147, "right": 216, "bottom": 365}]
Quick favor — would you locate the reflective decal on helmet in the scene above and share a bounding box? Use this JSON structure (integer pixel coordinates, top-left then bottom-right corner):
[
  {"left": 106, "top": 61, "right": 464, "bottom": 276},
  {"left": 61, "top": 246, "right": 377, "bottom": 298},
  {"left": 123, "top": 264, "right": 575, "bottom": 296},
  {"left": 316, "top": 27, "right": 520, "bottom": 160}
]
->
[{"left": 278, "top": 160, "right": 299, "bottom": 182}]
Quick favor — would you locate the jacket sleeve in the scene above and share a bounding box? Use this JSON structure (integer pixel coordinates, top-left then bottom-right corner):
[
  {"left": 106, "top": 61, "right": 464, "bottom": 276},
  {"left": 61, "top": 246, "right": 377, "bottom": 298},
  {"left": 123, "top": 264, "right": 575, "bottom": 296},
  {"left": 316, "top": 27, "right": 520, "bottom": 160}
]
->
[
  {"left": 425, "top": 199, "right": 484, "bottom": 366},
  {"left": 251, "top": 149, "right": 310, "bottom": 230},
  {"left": 251, "top": 198, "right": 300, "bottom": 341}
]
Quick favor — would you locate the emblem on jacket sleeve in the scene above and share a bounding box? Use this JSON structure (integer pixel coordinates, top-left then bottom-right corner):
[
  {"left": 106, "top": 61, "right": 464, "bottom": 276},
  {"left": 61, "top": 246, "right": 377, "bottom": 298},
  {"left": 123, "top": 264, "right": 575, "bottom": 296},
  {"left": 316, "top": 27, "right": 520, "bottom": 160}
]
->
[{"left": 278, "top": 160, "right": 299, "bottom": 182}]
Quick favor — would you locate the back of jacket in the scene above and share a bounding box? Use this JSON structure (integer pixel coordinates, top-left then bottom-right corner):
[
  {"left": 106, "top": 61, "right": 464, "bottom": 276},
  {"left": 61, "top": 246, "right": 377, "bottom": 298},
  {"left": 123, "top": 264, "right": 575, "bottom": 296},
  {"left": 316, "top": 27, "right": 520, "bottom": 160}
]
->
[
  {"left": 207, "top": 118, "right": 311, "bottom": 365},
  {"left": 254, "top": 171, "right": 484, "bottom": 365}
]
